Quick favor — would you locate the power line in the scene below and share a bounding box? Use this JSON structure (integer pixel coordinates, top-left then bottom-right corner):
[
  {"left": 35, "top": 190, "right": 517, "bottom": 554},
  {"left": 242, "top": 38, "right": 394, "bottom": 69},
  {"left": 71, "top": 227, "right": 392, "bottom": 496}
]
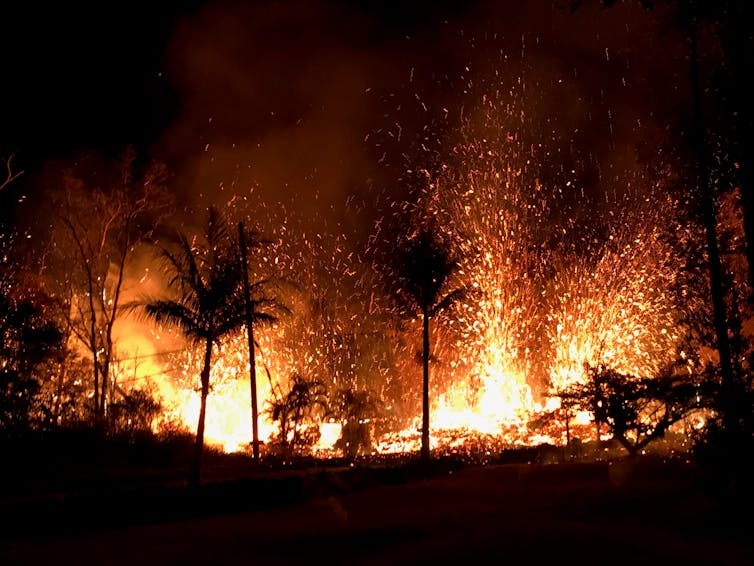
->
[{"left": 115, "top": 348, "right": 189, "bottom": 362}]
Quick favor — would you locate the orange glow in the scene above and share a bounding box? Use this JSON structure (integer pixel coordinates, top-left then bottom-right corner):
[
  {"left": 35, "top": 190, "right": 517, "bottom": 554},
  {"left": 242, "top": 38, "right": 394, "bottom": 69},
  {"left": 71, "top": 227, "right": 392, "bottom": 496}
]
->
[
  {"left": 101, "top": 90, "right": 709, "bottom": 458},
  {"left": 111, "top": 195, "right": 692, "bottom": 456}
]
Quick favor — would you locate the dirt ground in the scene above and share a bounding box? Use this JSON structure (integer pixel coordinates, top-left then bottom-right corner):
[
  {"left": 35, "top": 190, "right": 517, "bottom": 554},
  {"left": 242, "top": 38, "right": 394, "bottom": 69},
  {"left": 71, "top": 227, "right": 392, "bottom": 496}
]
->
[{"left": 1, "top": 462, "right": 751, "bottom": 565}]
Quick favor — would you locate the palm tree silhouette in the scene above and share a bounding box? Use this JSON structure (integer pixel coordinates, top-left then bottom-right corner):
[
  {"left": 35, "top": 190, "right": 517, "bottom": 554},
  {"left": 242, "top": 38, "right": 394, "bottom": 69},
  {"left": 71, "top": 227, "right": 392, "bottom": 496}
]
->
[
  {"left": 237, "top": 221, "right": 285, "bottom": 463},
  {"left": 139, "top": 207, "right": 246, "bottom": 488},
  {"left": 393, "top": 226, "right": 465, "bottom": 460}
]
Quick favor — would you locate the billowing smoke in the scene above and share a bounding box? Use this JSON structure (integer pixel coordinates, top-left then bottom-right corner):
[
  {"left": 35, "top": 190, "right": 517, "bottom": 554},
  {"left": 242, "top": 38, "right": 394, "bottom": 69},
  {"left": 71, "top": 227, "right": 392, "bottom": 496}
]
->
[{"left": 154, "top": 0, "right": 689, "bottom": 233}]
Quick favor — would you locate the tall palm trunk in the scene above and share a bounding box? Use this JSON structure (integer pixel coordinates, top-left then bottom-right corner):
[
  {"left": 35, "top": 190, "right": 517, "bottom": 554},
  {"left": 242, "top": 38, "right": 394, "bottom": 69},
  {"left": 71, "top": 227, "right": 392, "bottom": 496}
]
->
[
  {"left": 238, "top": 222, "right": 260, "bottom": 463},
  {"left": 190, "top": 336, "right": 213, "bottom": 488},
  {"left": 421, "top": 304, "right": 430, "bottom": 461},
  {"left": 247, "top": 321, "right": 260, "bottom": 461}
]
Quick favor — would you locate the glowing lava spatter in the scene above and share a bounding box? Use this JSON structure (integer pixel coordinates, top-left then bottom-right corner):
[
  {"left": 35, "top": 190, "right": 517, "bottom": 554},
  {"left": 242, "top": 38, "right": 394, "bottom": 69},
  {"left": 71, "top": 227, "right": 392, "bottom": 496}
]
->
[
  {"left": 378, "top": 82, "right": 696, "bottom": 451},
  {"left": 546, "top": 205, "right": 685, "bottom": 393}
]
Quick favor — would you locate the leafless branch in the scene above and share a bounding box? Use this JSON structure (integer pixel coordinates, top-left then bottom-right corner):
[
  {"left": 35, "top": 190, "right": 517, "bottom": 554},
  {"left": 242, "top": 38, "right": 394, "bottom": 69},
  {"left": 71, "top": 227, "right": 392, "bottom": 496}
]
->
[{"left": 0, "top": 153, "right": 24, "bottom": 191}]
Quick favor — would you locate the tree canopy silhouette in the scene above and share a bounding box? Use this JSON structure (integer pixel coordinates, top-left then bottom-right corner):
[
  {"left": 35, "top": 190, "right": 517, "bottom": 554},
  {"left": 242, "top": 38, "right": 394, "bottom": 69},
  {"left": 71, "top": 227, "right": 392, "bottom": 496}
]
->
[
  {"left": 390, "top": 224, "right": 465, "bottom": 460},
  {"left": 557, "top": 363, "right": 704, "bottom": 457}
]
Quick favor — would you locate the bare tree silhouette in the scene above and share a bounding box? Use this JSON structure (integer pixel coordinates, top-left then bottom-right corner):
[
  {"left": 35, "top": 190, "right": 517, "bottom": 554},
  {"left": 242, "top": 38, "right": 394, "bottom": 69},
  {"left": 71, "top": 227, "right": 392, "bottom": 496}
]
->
[{"left": 0, "top": 154, "right": 23, "bottom": 192}]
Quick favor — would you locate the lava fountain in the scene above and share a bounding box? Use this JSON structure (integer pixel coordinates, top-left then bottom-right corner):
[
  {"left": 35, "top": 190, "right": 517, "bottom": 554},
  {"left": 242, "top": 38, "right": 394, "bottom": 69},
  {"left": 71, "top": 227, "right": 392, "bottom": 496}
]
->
[{"left": 379, "top": 82, "right": 697, "bottom": 451}]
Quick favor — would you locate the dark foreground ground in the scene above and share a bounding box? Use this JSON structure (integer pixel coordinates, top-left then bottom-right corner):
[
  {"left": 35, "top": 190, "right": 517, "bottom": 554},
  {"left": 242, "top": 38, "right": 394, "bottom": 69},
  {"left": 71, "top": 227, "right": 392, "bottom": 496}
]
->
[{"left": 1, "top": 459, "right": 752, "bottom": 565}]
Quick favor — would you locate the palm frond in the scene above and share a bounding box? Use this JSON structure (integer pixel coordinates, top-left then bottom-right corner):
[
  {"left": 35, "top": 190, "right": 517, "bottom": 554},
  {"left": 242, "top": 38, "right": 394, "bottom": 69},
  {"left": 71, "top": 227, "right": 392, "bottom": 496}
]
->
[
  {"left": 143, "top": 300, "right": 207, "bottom": 343},
  {"left": 392, "top": 226, "right": 463, "bottom": 315},
  {"left": 431, "top": 287, "right": 467, "bottom": 317},
  {"left": 136, "top": 206, "right": 286, "bottom": 357}
]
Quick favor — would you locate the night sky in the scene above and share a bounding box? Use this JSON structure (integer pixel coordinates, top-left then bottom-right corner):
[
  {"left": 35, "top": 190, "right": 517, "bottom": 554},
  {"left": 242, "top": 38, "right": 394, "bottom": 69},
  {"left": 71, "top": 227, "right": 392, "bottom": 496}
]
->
[
  {"left": 1, "top": 2, "right": 203, "bottom": 162},
  {"left": 1, "top": 1, "right": 480, "bottom": 162},
  {"left": 1, "top": 0, "right": 694, "bottom": 234}
]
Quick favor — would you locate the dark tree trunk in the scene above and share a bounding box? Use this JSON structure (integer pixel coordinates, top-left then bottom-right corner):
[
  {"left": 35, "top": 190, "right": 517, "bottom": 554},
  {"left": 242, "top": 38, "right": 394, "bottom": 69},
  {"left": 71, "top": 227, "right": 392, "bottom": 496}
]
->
[
  {"left": 688, "top": 27, "right": 738, "bottom": 433},
  {"left": 738, "top": 170, "right": 754, "bottom": 294},
  {"left": 100, "top": 236, "right": 129, "bottom": 424},
  {"left": 100, "top": 353, "right": 110, "bottom": 422},
  {"left": 617, "top": 436, "right": 639, "bottom": 459},
  {"left": 238, "top": 222, "right": 260, "bottom": 463},
  {"left": 292, "top": 405, "right": 302, "bottom": 456},
  {"left": 87, "top": 279, "right": 101, "bottom": 423},
  {"left": 421, "top": 305, "right": 430, "bottom": 461},
  {"left": 248, "top": 321, "right": 260, "bottom": 462},
  {"left": 190, "top": 337, "right": 213, "bottom": 489},
  {"left": 715, "top": 2, "right": 754, "bottom": 296}
]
